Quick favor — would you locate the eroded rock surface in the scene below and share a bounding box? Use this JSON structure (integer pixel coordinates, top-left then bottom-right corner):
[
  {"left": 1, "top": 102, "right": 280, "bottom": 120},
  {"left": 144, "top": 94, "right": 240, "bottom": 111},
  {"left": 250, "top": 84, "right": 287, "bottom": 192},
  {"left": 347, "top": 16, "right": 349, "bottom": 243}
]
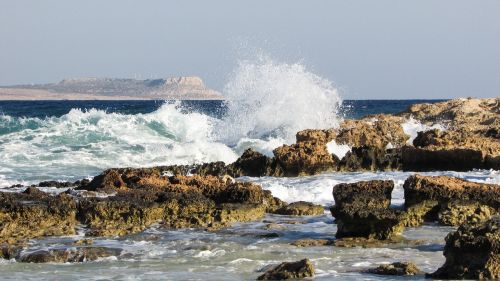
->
[
  {"left": 430, "top": 216, "right": 499, "bottom": 280},
  {"left": 274, "top": 201, "right": 324, "bottom": 216},
  {"left": 366, "top": 262, "right": 421, "bottom": 276},
  {"left": 257, "top": 258, "right": 315, "bottom": 280},
  {"left": 403, "top": 175, "right": 499, "bottom": 226}
]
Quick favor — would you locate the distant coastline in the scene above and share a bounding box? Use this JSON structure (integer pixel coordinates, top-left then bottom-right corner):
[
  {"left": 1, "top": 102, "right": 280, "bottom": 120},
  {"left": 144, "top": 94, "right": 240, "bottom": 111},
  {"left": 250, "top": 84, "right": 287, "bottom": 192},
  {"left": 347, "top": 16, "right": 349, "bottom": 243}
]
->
[{"left": 0, "top": 76, "right": 224, "bottom": 100}]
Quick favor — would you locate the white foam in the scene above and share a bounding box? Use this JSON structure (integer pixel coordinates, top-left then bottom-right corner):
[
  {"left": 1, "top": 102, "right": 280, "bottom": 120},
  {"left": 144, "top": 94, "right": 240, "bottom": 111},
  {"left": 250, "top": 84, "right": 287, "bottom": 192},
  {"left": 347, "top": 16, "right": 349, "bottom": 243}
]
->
[
  {"left": 326, "top": 140, "right": 351, "bottom": 159},
  {"left": 401, "top": 117, "right": 446, "bottom": 144},
  {"left": 217, "top": 55, "right": 342, "bottom": 145}
]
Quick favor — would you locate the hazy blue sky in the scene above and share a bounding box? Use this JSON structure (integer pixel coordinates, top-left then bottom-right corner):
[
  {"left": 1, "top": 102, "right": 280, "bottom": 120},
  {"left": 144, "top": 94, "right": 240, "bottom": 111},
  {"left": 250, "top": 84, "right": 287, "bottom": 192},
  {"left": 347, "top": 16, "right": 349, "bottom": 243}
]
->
[{"left": 0, "top": 0, "right": 499, "bottom": 99}]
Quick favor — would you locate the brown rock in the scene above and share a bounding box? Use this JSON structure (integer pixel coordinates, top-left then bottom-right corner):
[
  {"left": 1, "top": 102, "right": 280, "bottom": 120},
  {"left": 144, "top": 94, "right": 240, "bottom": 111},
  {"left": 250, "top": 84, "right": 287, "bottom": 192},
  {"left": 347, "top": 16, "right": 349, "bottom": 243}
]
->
[
  {"left": 366, "top": 262, "right": 421, "bottom": 276},
  {"left": 273, "top": 141, "right": 338, "bottom": 176},
  {"left": 257, "top": 258, "right": 315, "bottom": 280},
  {"left": 429, "top": 216, "right": 499, "bottom": 280},
  {"left": 274, "top": 201, "right": 324, "bottom": 216},
  {"left": 332, "top": 180, "right": 394, "bottom": 209},
  {"left": 19, "top": 247, "right": 122, "bottom": 263},
  {"left": 291, "top": 239, "right": 334, "bottom": 247}
]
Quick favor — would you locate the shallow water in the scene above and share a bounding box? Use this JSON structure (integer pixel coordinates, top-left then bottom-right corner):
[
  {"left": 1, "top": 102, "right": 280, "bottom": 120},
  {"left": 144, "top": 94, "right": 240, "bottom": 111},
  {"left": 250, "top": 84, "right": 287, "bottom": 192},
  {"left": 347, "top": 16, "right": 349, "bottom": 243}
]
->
[{"left": 2, "top": 170, "right": 497, "bottom": 280}]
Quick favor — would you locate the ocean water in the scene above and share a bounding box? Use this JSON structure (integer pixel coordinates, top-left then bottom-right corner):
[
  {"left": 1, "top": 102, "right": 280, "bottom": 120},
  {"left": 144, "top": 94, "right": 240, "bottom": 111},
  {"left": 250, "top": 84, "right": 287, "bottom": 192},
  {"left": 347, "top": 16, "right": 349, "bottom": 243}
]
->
[{"left": 0, "top": 60, "right": 494, "bottom": 280}]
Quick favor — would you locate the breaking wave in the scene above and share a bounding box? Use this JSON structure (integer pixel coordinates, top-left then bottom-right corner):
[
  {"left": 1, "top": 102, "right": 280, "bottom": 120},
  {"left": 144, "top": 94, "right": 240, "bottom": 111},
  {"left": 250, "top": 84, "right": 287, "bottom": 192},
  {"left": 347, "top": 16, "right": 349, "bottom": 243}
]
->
[{"left": 0, "top": 58, "right": 342, "bottom": 186}]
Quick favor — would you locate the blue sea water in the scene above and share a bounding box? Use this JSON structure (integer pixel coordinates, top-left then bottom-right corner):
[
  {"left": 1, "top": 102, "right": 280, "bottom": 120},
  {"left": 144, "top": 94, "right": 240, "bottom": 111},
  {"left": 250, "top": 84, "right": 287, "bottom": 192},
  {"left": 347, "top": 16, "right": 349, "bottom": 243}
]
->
[{"left": 0, "top": 99, "right": 444, "bottom": 119}]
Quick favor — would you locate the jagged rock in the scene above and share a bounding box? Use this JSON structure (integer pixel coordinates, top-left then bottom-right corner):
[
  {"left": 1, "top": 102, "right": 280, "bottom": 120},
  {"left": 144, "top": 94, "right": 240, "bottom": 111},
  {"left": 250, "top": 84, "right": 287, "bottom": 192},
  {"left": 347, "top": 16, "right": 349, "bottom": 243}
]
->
[
  {"left": 0, "top": 245, "right": 21, "bottom": 260},
  {"left": 332, "top": 180, "right": 394, "bottom": 209},
  {"left": 338, "top": 146, "right": 402, "bottom": 172},
  {"left": 0, "top": 188, "right": 77, "bottom": 244},
  {"left": 36, "top": 181, "right": 74, "bottom": 188},
  {"left": 438, "top": 201, "right": 497, "bottom": 226},
  {"left": 19, "top": 247, "right": 122, "bottom": 263},
  {"left": 331, "top": 180, "right": 404, "bottom": 240},
  {"left": 429, "top": 216, "right": 499, "bottom": 280},
  {"left": 403, "top": 175, "right": 499, "bottom": 226},
  {"left": 366, "top": 262, "right": 421, "bottom": 276},
  {"left": 274, "top": 201, "right": 324, "bottom": 216},
  {"left": 76, "top": 172, "right": 285, "bottom": 236},
  {"left": 295, "top": 129, "right": 336, "bottom": 143},
  {"left": 227, "top": 148, "right": 283, "bottom": 177},
  {"left": 331, "top": 205, "right": 405, "bottom": 240},
  {"left": 290, "top": 239, "right": 334, "bottom": 247},
  {"left": 336, "top": 115, "right": 409, "bottom": 149},
  {"left": 257, "top": 258, "right": 315, "bottom": 280},
  {"left": 273, "top": 141, "right": 338, "bottom": 176}
]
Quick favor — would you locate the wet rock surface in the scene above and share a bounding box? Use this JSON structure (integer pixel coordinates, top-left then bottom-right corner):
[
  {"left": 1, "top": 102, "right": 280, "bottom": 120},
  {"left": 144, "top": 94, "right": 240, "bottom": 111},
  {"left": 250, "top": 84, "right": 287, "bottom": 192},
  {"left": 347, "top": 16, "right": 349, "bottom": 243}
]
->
[
  {"left": 430, "top": 216, "right": 499, "bottom": 280},
  {"left": 19, "top": 247, "right": 122, "bottom": 263},
  {"left": 0, "top": 187, "right": 77, "bottom": 244},
  {"left": 273, "top": 201, "right": 324, "bottom": 216},
  {"left": 366, "top": 261, "right": 421, "bottom": 276},
  {"left": 403, "top": 174, "right": 499, "bottom": 226},
  {"left": 330, "top": 180, "right": 405, "bottom": 240},
  {"left": 257, "top": 258, "right": 315, "bottom": 280}
]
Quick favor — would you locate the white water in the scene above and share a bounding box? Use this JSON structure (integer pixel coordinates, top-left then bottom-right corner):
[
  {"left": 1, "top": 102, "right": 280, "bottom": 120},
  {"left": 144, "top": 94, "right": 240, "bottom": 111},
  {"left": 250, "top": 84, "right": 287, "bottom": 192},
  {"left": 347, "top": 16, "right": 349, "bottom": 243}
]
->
[{"left": 0, "top": 59, "right": 342, "bottom": 187}]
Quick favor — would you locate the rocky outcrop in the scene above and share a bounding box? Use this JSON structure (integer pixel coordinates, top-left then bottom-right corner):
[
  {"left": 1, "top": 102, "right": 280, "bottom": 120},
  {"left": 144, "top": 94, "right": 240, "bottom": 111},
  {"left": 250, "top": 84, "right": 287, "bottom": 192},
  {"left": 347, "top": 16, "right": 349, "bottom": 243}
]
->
[
  {"left": 330, "top": 180, "right": 405, "bottom": 240},
  {"left": 273, "top": 139, "right": 338, "bottom": 176},
  {"left": 19, "top": 247, "right": 122, "bottom": 263},
  {"left": 429, "top": 216, "right": 499, "bottom": 280},
  {"left": 0, "top": 187, "right": 77, "bottom": 244},
  {"left": 227, "top": 148, "right": 283, "bottom": 177},
  {"left": 257, "top": 258, "right": 315, "bottom": 280},
  {"left": 332, "top": 180, "right": 393, "bottom": 209},
  {"left": 366, "top": 262, "right": 421, "bottom": 276},
  {"left": 336, "top": 115, "right": 409, "bottom": 149},
  {"left": 1, "top": 172, "right": 286, "bottom": 242},
  {"left": 403, "top": 175, "right": 499, "bottom": 226},
  {"left": 338, "top": 146, "right": 402, "bottom": 172},
  {"left": 274, "top": 201, "right": 324, "bottom": 216}
]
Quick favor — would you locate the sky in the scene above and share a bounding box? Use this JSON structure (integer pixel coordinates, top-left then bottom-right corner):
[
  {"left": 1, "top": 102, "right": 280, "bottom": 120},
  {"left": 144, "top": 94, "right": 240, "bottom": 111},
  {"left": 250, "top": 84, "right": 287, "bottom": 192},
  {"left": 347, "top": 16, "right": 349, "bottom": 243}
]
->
[{"left": 0, "top": 0, "right": 499, "bottom": 99}]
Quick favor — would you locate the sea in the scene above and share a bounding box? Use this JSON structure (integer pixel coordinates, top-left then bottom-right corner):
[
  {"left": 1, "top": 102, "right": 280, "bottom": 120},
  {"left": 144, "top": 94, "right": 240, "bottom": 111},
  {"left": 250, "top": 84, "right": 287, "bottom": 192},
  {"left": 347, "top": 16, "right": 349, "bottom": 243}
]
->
[{"left": 0, "top": 61, "right": 498, "bottom": 280}]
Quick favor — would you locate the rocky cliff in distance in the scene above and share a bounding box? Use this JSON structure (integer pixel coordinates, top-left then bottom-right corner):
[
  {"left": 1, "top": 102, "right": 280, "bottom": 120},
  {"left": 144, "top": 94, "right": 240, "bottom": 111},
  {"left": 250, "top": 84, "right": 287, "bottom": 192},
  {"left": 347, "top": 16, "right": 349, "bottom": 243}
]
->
[{"left": 0, "top": 76, "right": 223, "bottom": 100}]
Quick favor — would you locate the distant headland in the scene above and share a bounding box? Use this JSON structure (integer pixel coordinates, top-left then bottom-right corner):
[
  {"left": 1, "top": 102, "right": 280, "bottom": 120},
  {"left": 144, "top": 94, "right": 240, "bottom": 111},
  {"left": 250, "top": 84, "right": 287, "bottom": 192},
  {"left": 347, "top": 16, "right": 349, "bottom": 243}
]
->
[{"left": 0, "top": 76, "right": 224, "bottom": 100}]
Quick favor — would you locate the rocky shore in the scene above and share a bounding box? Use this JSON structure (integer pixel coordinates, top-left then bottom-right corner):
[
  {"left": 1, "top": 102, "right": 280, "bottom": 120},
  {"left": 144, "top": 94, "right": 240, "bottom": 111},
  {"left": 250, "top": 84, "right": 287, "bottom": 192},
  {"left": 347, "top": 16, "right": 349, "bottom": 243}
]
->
[{"left": 1, "top": 98, "right": 499, "bottom": 280}]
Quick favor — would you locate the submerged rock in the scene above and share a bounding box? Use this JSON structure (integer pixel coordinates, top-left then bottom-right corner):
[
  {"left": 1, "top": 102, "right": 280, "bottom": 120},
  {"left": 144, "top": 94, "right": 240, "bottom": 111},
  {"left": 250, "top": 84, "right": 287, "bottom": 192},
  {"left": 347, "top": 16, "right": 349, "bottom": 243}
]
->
[
  {"left": 274, "top": 201, "right": 324, "bottom": 216},
  {"left": 429, "top": 216, "right": 499, "bottom": 280},
  {"left": 291, "top": 239, "right": 334, "bottom": 247},
  {"left": 366, "top": 262, "right": 421, "bottom": 276},
  {"left": 19, "top": 247, "right": 122, "bottom": 263},
  {"left": 403, "top": 175, "right": 499, "bottom": 226},
  {"left": 257, "top": 258, "right": 315, "bottom": 280}
]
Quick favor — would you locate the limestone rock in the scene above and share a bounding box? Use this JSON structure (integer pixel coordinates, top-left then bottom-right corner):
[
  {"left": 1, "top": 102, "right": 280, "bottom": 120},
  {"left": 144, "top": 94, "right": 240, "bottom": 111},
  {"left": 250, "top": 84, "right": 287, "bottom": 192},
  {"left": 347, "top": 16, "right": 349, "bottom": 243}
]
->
[
  {"left": 290, "top": 239, "right": 334, "bottom": 247},
  {"left": 0, "top": 188, "right": 77, "bottom": 244},
  {"left": 366, "top": 262, "right": 421, "bottom": 276},
  {"left": 403, "top": 175, "right": 499, "bottom": 226},
  {"left": 274, "top": 201, "right": 324, "bottom": 216},
  {"left": 19, "top": 247, "right": 122, "bottom": 263},
  {"left": 430, "top": 216, "right": 499, "bottom": 280},
  {"left": 257, "top": 258, "right": 315, "bottom": 280},
  {"left": 273, "top": 141, "right": 338, "bottom": 176},
  {"left": 332, "top": 180, "right": 394, "bottom": 209}
]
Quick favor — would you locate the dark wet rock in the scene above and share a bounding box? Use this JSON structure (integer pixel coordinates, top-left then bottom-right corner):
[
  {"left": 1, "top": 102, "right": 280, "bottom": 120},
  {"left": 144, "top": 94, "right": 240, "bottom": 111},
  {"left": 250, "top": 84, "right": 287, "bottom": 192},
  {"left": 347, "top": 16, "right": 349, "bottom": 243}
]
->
[
  {"left": 332, "top": 180, "right": 394, "bottom": 209},
  {"left": 227, "top": 148, "right": 283, "bottom": 177},
  {"left": 257, "top": 232, "right": 280, "bottom": 239},
  {"left": 37, "top": 181, "right": 74, "bottom": 188},
  {"left": 338, "top": 146, "right": 402, "bottom": 172},
  {"left": 257, "top": 258, "right": 315, "bottom": 280},
  {"left": 19, "top": 247, "right": 122, "bottom": 263},
  {"left": 331, "top": 180, "right": 404, "bottom": 240},
  {"left": 402, "top": 146, "right": 484, "bottom": 171},
  {"left": 366, "top": 262, "right": 421, "bottom": 276},
  {"left": 273, "top": 201, "right": 324, "bottom": 216},
  {"left": 429, "top": 216, "right": 499, "bottom": 280},
  {"left": 0, "top": 245, "right": 21, "bottom": 260},
  {"left": 403, "top": 175, "right": 500, "bottom": 226},
  {"left": 331, "top": 205, "right": 405, "bottom": 240},
  {"left": 76, "top": 172, "right": 284, "bottom": 236},
  {"left": 291, "top": 239, "right": 334, "bottom": 247},
  {"left": 0, "top": 188, "right": 77, "bottom": 244}
]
